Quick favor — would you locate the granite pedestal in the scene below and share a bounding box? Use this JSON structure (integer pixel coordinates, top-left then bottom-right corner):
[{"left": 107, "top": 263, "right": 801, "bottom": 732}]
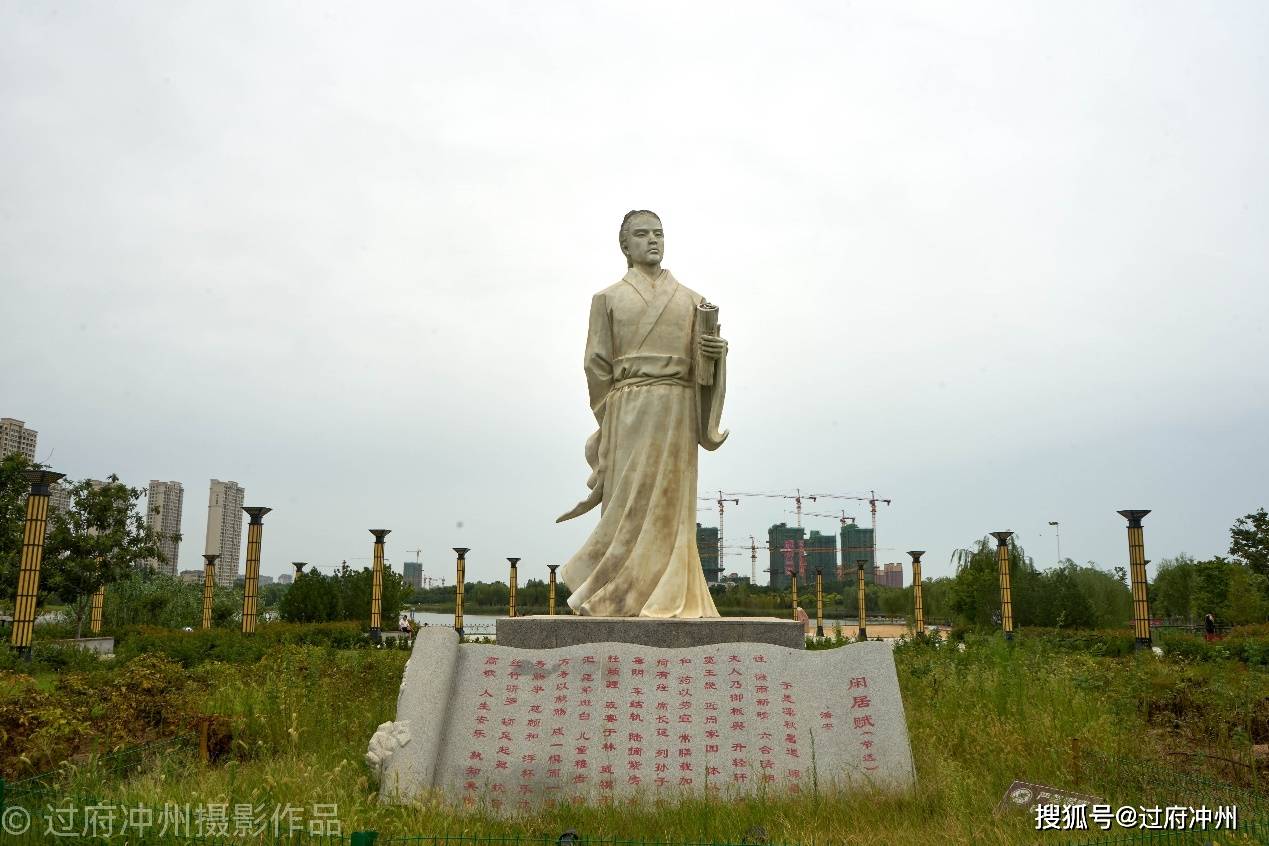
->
[{"left": 496, "top": 615, "right": 805, "bottom": 649}]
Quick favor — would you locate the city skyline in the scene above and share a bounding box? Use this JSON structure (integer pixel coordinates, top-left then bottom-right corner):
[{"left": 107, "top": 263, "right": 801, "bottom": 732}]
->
[{"left": 1, "top": 413, "right": 1255, "bottom": 585}]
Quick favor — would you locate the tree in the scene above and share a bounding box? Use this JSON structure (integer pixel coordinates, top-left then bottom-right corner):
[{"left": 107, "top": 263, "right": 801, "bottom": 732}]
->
[
  {"left": 948, "top": 535, "right": 1033, "bottom": 628},
  {"left": 44, "top": 475, "right": 162, "bottom": 638},
  {"left": 279, "top": 571, "right": 340, "bottom": 622},
  {"left": 1070, "top": 564, "right": 1133, "bottom": 628},
  {"left": 1230, "top": 508, "right": 1269, "bottom": 577},
  {"left": 1152, "top": 555, "right": 1197, "bottom": 621},
  {"left": 1040, "top": 565, "right": 1097, "bottom": 629},
  {"left": 1225, "top": 565, "right": 1269, "bottom": 626},
  {"left": 1193, "top": 556, "right": 1232, "bottom": 621},
  {"left": 0, "top": 453, "right": 36, "bottom": 606}
]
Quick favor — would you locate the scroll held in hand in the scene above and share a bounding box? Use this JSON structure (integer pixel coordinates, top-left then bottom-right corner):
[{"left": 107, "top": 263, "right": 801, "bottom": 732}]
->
[{"left": 695, "top": 301, "right": 719, "bottom": 386}]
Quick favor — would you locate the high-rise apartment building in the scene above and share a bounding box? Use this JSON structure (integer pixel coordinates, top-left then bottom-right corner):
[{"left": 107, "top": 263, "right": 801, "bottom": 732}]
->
[
  {"left": 403, "top": 559, "right": 423, "bottom": 590},
  {"left": 146, "top": 480, "right": 184, "bottom": 576},
  {"left": 767, "top": 523, "right": 805, "bottom": 589},
  {"left": 841, "top": 524, "right": 876, "bottom": 583},
  {"left": 1, "top": 418, "right": 37, "bottom": 461},
  {"left": 806, "top": 530, "right": 838, "bottom": 578},
  {"left": 696, "top": 523, "right": 721, "bottom": 584},
  {"left": 873, "top": 562, "right": 904, "bottom": 588},
  {"left": 48, "top": 481, "right": 72, "bottom": 516},
  {"left": 205, "top": 479, "right": 245, "bottom": 586}
]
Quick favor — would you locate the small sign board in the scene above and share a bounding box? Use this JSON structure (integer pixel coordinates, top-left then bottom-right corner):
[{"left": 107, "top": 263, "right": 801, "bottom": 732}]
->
[{"left": 996, "top": 780, "right": 1102, "bottom": 815}]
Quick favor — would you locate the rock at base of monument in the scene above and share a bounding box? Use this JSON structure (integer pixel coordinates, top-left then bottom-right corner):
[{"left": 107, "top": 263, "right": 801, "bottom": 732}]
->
[
  {"left": 496, "top": 615, "right": 805, "bottom": 650},
  {"left": 370, "top": 629, "right": 916, "bottom": 815}
]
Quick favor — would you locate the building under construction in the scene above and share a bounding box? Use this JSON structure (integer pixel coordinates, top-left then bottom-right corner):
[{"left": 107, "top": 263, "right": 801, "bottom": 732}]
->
[
  {"left": 696, "top": 523, "right": 721, "bottom": 584},
  {"left": 766, "top": 523, "right": 804, "bottom": 589},
  {"left": 806, "top": 530, "right": 837, "bottom": 577},
  {"left": 841, "top": 524, "right": 876, "bottom": 583}
]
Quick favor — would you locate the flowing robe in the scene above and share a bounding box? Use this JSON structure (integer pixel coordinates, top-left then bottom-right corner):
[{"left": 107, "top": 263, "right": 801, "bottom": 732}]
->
[{"left": 557, "top": 268, "right": 728, "bottom": 618}]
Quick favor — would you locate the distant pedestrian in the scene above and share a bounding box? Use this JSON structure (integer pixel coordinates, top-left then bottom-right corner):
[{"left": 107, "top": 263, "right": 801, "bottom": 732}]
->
[{"left": 1204, "top": 613, "right": 1217, "bottom": 643}]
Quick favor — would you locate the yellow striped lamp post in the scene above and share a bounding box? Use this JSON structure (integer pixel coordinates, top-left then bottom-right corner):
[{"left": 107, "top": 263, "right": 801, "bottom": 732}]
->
[
  {"left": 1118, "top": 510, "right": 1153, "bottom": 650},
  {"left": 547, "top": 565, "right": 559, "bottom": 615},
  {"left": 908, "top": 551, "right": 925, "bottom": 637},
  {"left": 240, "top": 507, "right": 271, "bottom": 635},
  {"left": 202, "top": 553, "right": 219, "bottom": 629},
  {"left": 991, "top": 531, "right": 1015, "bottom": 641},
  {"left": 790, "top": 572, "right": 799, "bottom": 621},
  {"left": 10, "top": 470, "right": 63, "bottom": 657},
  {"left": 856, "top": 560, "right": 868, "bottom": 640},
  {"left": 453, "top": 548, "right": 469, "bottom": 636},
  {"left": 815, "top": 568, "right": 824, "bottom": 638},
  {"left": 370, "top": 530, "right": 391, "bottom": 643},
  {"left": 507, "top": 558, "right": 519, "bottom": 618},
  {"left": 89, "top": 584, "right": 106, "bottom": 635}
]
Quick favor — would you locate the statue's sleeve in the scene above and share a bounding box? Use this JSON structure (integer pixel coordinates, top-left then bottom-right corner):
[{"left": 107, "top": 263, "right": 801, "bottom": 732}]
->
[
  {"left": 557, "top": 293, "right": 612, "bottom": 523},
  {"left": 584, "top": 292, "right": 614, "bottom": 424},
  {"left": 696, "top": 295, "right": 729, "bottom": 451},
  {"left": 699, "top": 348, "right": 729, "bottom": 451}
]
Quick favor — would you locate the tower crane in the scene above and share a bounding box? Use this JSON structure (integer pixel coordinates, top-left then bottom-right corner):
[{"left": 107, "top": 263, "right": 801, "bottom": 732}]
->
[
  {"left": 734, "top": 489, "right": 817, "bottom": 527},
  {"left": 792, "top": 511, "right": 858, "bottom": 579},
  {"left": 811, "top": 490, "right": 892, "bottom": 577},
  {"left": 698, "top": 491, "right": 739, "bottom": 574}
]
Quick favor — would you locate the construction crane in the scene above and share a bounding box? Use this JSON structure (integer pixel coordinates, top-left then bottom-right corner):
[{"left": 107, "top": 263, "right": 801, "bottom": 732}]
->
[
  {"left": 811, "top": 490, "right": 892, "bottom": 575},
  {"left": 796, "top": 510, "right": 857, "bottom": 527},
  {"left": 698, "top": 491, "right": 739, "bottom": 572},
  {"left": 790, "top": 511, "right": 858, "bottom": 579},
  {"left": 732, "top": 488, "right": 817, "bottom": 527}
]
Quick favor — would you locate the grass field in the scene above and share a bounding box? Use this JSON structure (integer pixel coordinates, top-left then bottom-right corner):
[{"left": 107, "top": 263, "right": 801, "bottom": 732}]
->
[{"left": 3, "top": 632, "right": 1268, "bottom": 844}]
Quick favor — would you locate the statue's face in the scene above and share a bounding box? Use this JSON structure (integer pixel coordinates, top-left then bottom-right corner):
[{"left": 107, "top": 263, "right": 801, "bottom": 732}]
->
[{"left": 623, "top": 214, "right": 664, "bottom": 265}]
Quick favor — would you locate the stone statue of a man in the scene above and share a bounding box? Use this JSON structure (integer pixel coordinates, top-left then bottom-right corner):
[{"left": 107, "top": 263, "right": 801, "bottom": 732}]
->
[{"left": 556, "top": 210, "right": 729, "bottom": 617}]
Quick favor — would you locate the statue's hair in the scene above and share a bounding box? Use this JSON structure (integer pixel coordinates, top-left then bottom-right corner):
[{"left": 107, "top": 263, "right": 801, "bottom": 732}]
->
[{"left": 619, "top": 209, "right": 661, "bottom": 268}]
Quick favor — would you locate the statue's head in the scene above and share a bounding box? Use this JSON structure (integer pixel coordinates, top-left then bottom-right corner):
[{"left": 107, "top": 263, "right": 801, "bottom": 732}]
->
[{"left": 619, "top": 210, "right": 663, "bottom": 269}]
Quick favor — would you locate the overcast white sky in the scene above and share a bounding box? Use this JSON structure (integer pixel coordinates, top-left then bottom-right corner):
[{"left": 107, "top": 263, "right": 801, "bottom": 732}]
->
[{"left": 3, "top": 2, "right": 1267, "bottom": 586}]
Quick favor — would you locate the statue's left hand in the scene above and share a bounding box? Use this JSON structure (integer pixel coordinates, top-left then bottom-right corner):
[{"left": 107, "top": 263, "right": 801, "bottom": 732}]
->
[{"left": 699, "top": 335, "right": 728, "bottom": 360}]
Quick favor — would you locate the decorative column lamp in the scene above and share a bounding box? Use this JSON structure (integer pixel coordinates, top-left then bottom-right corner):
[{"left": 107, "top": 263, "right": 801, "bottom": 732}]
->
[
  {"left": 991, "top": 531, "right": 1015, "bottom": 641},
  {"left": 292, "top": 561, "right": 307, "bottom": 577},
  {"left": 89, "top": 584, "right": 106, "bottom": 635},
  {"left": 790, "top": 572, "right": 799, "bottom": 621},
  {"left": 856, "top": 560, "right": 868, "bottom": 641},
  {"left": 202, "top": 553, "right": 219, "bottom": 630},
  {"left": 547, "top": 565, "right": 559, "bottom": 615},
  {"left": 507, "top": 558, "right": 519, "bottom": 618},
  {"left": 240, "top": 507, "right": 271, "bottom": 635},
  {"left": 369, "top": 530, "right": 391, "bottom": 644},
  {"left": 1118, "top": 510, "right": 1153, "bottom": 650},
  {"left": 453, "top": 548, "right": 469, "bottom": 636},
  {"left": 815, "top": 568, "right": 825, "bottom": 638},
  {"left": 908, "top": 550, "right": 925, "bottom": 637},
  {"left": 10, "top": 470, "right": 64, "bottom": 657}
]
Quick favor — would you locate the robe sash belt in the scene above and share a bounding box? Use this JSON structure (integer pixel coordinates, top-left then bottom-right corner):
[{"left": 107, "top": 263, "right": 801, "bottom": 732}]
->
[{"left": 556, "top": 374, "right": 695, "bottom": 523}]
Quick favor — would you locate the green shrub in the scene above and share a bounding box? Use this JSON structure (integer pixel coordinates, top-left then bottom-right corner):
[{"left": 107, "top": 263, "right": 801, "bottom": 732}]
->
[{"left": 111, "top": 621, "right": 397, "bottom": 667}]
